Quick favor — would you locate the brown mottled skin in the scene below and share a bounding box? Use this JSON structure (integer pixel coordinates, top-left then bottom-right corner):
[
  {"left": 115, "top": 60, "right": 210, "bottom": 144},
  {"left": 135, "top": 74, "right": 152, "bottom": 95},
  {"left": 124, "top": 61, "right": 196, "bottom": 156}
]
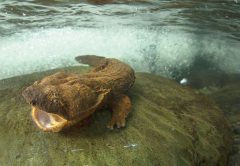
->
[{"left": 22, "top": 55, "right": 135, "bottom": 132}]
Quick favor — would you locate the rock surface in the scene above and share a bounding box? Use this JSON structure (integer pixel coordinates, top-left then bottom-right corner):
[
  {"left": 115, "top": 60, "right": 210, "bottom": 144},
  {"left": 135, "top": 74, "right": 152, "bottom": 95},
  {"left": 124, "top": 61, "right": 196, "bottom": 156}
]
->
[
  {"left": 206, "top": 82, "right": 240, "bottom": 166},
  {"left": 0, "top": 66, "right": 232, "bottom": 166}
]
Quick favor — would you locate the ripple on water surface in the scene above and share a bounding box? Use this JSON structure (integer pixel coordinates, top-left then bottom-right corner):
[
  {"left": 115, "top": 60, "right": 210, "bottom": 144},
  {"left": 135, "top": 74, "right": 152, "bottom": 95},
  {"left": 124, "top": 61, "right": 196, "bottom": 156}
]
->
[{"left": 0, "top": 0, "right": 240, "bottom": 80}]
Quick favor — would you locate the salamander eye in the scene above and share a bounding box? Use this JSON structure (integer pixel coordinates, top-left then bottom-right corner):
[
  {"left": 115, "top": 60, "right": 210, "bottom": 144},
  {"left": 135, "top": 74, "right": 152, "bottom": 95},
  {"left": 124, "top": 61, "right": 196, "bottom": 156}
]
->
[{"left": 31, "top": 99, "right": 37, "bottom": 106}]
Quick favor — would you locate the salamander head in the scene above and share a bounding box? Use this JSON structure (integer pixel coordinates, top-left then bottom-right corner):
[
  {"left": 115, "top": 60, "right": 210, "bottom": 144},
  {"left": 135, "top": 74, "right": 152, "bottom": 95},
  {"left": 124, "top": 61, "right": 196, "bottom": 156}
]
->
[{"left": 22, "top": 72, "right": 107, "bottom": 132}]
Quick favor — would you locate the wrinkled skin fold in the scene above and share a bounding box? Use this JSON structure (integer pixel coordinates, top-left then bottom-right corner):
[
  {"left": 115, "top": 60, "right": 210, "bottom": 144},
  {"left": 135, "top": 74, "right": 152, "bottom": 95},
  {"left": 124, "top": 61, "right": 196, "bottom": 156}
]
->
[{"left": 22, "top": 55, "right": 135, "bottom": 132}]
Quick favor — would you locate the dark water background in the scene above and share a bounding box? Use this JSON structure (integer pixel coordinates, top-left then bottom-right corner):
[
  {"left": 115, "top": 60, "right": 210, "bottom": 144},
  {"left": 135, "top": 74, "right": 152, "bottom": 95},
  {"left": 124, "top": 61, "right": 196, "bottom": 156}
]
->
[{"left": 0, "top": 0, "right": 240, "bottom": 82}]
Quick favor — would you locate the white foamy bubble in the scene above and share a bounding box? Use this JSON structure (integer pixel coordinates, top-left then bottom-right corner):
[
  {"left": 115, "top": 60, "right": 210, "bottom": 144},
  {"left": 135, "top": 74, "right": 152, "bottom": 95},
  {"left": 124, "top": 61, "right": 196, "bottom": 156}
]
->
[
  {"left": 0, "top": 27, "right": 239, "bottom": 80},
  {"left": 180, "top": 78, "right": 188, "bottom": 85}
]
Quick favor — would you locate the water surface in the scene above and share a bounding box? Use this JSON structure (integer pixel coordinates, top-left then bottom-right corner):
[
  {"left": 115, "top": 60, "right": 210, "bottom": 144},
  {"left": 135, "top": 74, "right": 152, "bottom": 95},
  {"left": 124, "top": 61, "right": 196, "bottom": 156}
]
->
[{"left": 0, "top": 0, "right": 240, "bottom": 80}]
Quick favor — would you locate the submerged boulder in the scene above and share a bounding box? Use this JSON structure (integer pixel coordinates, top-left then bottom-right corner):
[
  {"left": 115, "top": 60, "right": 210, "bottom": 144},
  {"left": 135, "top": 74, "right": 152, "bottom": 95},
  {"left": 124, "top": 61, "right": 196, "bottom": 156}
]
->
[
  {"left": 205, "top": 82, "right": 240, "bottom": 166},
  {"left": 0, "top": 66, "right": 232, "bottom": 166}
]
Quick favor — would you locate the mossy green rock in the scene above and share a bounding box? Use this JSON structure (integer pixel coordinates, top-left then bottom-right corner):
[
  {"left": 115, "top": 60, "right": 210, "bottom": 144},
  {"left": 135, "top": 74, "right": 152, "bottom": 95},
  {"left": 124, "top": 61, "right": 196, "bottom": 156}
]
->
[
  {"left": 0, "top": 67, "right": 231, "bottom": 166},
  {"left": 207, "top": 82, "right": 240, "bottom": 166}
]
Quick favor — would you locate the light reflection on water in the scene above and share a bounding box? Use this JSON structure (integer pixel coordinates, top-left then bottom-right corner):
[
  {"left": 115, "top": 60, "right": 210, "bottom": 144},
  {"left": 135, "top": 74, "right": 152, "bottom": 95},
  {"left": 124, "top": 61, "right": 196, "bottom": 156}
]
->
[{"left": 0, "top": 0, "right": 239, "bottom": 79}]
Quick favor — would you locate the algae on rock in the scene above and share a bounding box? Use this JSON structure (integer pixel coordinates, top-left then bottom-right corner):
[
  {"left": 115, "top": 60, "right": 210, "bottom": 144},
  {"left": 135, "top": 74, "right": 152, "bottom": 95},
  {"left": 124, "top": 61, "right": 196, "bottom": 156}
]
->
[
  {"left": 0, "top": 66, "right": 232, "bottom": 166},
  {"left": 205, "top": 82, "right": 240, "bottom": 166}
]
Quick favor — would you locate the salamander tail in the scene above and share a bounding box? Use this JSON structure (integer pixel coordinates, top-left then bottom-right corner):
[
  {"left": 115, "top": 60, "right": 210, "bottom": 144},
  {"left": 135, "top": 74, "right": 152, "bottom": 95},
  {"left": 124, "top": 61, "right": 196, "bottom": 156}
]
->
[{"left": 75, "top": 55, "right": 106, "bottom": 67}]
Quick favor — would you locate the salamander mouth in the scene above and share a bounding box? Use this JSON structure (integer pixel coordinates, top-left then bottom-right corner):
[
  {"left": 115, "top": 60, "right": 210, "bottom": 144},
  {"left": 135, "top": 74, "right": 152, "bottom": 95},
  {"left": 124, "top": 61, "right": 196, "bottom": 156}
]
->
[{"left": 31, "top": 107, "right": 68, "bottom": 132}]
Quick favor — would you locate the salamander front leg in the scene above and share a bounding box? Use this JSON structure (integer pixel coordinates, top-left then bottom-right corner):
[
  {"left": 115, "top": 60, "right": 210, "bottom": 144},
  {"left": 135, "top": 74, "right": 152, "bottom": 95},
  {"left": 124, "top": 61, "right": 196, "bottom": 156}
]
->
[{"left": 107, "top": 94, "right": 131, "bottom": 129}]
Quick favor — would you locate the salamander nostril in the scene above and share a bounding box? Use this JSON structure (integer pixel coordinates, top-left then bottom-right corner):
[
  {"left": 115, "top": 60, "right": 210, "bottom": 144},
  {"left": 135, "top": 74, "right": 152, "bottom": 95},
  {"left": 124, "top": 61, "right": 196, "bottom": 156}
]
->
[{"left": 31, "top": 100, "right": 37, "bottom": 106}]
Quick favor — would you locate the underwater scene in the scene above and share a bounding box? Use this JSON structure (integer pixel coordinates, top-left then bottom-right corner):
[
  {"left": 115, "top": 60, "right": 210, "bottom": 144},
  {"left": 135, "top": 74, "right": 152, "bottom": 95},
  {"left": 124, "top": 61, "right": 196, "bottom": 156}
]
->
[{"left": 0, "top": 0, "right": 239, "bottom": 165}]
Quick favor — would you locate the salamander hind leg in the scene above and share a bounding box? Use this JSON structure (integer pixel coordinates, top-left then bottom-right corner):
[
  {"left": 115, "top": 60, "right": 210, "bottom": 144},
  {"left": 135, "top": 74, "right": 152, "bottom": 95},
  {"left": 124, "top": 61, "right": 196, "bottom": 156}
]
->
[{"left": 107, "top": 94, "right": 131, "bottom": 130}]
